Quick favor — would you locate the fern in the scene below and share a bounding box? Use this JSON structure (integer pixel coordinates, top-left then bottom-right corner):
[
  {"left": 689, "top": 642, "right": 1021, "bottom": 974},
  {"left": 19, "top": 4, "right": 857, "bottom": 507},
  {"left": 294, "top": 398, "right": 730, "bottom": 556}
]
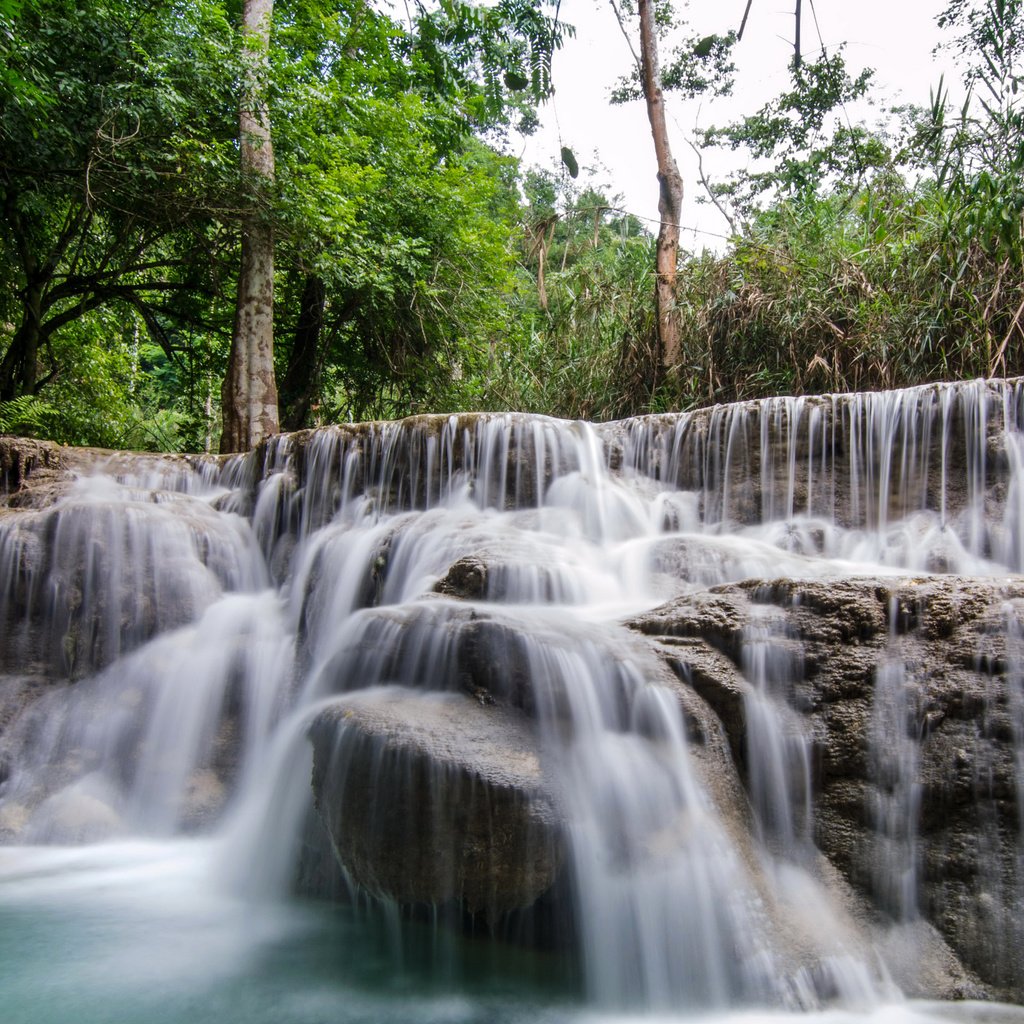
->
[{"left": 0, "top": 395, "right": 55, "bottom": 436}]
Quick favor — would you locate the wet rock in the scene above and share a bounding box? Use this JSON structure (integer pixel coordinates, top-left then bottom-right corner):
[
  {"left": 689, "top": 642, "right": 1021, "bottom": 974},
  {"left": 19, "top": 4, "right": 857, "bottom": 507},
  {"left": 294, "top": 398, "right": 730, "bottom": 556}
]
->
[
  {"left": 625, "top": 573, "right": 1024, "bottom": 1002},
  {"left": 874, "top": 920, "right": 987, "bottom": 1000},
  {"left": 457, "top": 614, "right": 535, "bottom": 710},
  {"left": 1, "top": 438, "right": 219, "bottom": 510},
  {"left": 26, "top": 780, "right": 124, "bottom": 843},
  {"left": 0, "top": 801, "right": 29, "bottom": 842},
  {"left": 0, "top": 488, "right": 258, "bottom": 677},
  {"left": 309, "top": 688, "right": 564, "bottom": 924},
  {"left": 627, "top": 589, "right": 748, "bottom": 660},
  {"left": 315, "top": 600, "right": 680, "bottom": 736},
  {"left": 739, "top": 577, "right": 889, "bottom": 645},
  {"left": 0, "top": 436, "right": 63, "bottom": 499},
  {"left": 652, "top": 636, "right": 752, "bottom": 766},
  {"left": 0, "top": 676, "right": 51, "bottom": 736},
  {"left": 431, "top": 533, "right": 608, "bottom": 605},
  {"left": 434, "top": 555, "right": 489, "bottom": 599},
  {"left": 647, "top": 535, "right": 823, "bottom": 588},
  {"left": 180, "top": 768, "right": 228, "bottom": 832}
]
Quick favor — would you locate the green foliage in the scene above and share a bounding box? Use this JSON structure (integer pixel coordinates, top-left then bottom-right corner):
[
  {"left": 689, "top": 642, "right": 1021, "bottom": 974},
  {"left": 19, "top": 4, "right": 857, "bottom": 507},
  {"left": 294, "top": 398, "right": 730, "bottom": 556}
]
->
[
  {"left": 489, "top": 169, "right": 658, "bottom": 420},
  {"left": 0, "top": 393, "right": 54, "bottom": 435},
  {"left": 314, "top": 140, "right": 526, "bottom": 420},
  {"left": 7, "top": 0, "right": 1024, "bottom": 447},
  {"left": 0, "top": 0, "right": 571, "bottom": 444},
  {"left": 409, "top": 0, "right": 571, "bottom": 135},
  {"left": 659, "top": 170, "right": 1024, "bottom": 408},
  {"left": 698, "top": 50, "right": 881, "bottom": 220},
  {"left": 20, "top": 309, "right": 214, "bottom": 450},
  {"left": 906, "top": 0, "right": 1024, "bottom": 264},
  {"left": 268, "top": 0, "right": 549, "bottom": 424},
  {"left": 661, "top": 32, "right": 736, "bottom": 98},
  {"left": 612, "top": 29, "right": 737, "bottom": 104},
  {"left": 607, "top": 0, "right": 738, "bottom": 104},
  {"left": 620, "top": 0, "right": 1024, "bottom": 411},
  {"left": 0, "top": 0, "right": 40, "bottom": 100},
  {"left": 0, "top": 0, "right": 242, "bottom": 427}
]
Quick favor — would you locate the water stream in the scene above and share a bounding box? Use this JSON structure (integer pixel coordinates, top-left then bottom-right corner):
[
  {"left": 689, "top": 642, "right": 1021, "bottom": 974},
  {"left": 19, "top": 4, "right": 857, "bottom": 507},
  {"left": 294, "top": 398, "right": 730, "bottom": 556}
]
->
[{"left": 2, "top": 380, "right": 1024, "bottom": 1022}]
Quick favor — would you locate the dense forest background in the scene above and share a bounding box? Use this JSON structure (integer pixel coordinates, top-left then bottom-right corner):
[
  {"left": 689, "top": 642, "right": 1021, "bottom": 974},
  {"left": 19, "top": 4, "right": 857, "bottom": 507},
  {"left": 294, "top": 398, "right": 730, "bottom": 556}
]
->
[{"left": 1, "top": 0, "right": 1022, "bottom": 452}]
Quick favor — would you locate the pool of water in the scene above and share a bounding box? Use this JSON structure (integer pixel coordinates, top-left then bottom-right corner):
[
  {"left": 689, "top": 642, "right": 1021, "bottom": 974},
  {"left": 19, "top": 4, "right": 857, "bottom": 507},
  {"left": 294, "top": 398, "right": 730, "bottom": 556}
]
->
[
  {"left": 1, "top": 840, "right": 1020, "bottom": 1024},
  {"left": 0, "top": 839, "right": 579, "bottom": 1024}
]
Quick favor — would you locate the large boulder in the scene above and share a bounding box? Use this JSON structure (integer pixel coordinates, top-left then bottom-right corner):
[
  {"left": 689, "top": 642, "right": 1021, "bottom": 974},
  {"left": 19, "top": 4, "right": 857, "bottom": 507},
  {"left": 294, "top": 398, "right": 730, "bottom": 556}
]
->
[
  {"left": 628, "top": 574, "right": 1024, "bottom": 1003},
  {"left": 0, "top": 484, "right": 263, "bottom": 678},
  {"left": 308, "top": 688, "right": 565, "bottom": 928}
]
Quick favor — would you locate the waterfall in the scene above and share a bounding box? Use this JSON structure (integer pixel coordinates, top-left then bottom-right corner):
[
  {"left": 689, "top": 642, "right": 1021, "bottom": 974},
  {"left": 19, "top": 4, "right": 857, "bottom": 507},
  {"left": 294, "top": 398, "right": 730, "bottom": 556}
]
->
[{"left": 2, "top": 379, "right": 1024, "bottom": 1019}]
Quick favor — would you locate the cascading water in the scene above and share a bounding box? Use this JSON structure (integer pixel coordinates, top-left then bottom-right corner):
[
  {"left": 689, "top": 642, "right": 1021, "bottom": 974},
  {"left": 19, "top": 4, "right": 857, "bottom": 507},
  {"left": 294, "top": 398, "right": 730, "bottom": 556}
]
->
[
  {"left": 1, "top": 379, "right": 1024, "bottom": 1023},
  {"left": 867, "top": 605, "right": 923, "bottom": 924}
]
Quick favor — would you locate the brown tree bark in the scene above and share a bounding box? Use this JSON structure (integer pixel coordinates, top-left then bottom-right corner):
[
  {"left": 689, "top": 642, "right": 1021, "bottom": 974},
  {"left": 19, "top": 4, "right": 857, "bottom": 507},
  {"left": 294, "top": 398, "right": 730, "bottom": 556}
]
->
[
  {"left": 0, "top": 282, "right": 43, "bottom": 401},
  {"left": 279, "top": 274, "right": 326, "bottom": 431},
  {"left": 0, "top": 198, "right": 49, "bottom": 400},
  {"left": 637, "top": 0, "right": 684, "bottom": 377},
  {"left": 221, "top": 0, "right": 280, "bottom": 454},
  {"left": 794, "top": 0, "right": 802, "bottom": 67}
]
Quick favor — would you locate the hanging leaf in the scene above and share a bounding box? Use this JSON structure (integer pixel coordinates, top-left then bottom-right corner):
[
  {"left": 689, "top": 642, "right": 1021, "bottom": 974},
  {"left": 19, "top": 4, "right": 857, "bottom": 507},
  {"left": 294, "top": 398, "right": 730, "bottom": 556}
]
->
[
  {"left": 692, "top": 34, "right": 718, "bottom": 59},
  {"left": 504, "top": 69, "right": 529, "bottom": 90},
  {"left": 560, "top": 146, "right": 578, "bottom": 178}
]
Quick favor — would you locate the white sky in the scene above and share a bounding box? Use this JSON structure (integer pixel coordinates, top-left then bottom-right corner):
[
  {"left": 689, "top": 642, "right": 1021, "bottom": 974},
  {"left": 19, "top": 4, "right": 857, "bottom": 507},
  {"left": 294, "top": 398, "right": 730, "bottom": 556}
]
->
[{"left": 517, "top": 0, "right": 957, "bottom": 250}]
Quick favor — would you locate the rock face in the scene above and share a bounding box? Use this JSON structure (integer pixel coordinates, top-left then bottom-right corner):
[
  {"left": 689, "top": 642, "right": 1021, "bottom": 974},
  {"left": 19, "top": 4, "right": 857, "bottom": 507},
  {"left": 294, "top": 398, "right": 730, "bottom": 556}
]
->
[
  {"left": 0, "top": 436, "right": 65, "bottom": 503},
  {"left": 1, "top": 495, "right": 256, "bottom": 678},
  {"left": 0, "top": 439, "right": 266, "bottom": 841},
  {"left": 631, "top": 574, "right": 1024, "bottom": 1003},
  {"left": 308, "top": 689, "right": 564, "bottom": 928}
]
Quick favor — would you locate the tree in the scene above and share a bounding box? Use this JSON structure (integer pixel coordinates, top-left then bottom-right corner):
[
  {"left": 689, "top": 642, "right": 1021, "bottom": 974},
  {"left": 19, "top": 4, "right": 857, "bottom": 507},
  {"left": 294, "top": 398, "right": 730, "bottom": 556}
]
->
[
  {"left": 221, "top": 0, "right": 279, "bottom": 453},
  {"left": 510, "top": 167, "right": 655, "bottom": 419},
  {"left": 696, "top": 50, "right": 878, "bottom": 224},
  {"left": 265, "top": 0, "right": 569, "bottom": 425},
  {"left": 0, "top": 0, "right": 240, "bottom": 406},
  {"left": 610, "top": 1, "right": 734, "bottom": 384},
  {"left": 0, "top": 0, "right": 570, "bottom": 445},
  {"left": 636, "top": 0, "right": 684, "bottom": 376}
]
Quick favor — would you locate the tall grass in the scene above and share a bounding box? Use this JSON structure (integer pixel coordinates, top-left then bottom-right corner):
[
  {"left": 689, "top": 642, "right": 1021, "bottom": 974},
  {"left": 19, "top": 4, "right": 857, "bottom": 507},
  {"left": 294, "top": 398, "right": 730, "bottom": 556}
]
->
[
  {"left": 486, "top": 172, "right": 1024, "bottom": 422},
  {"left": 669, "top": 175, "right": 1024, "bottom": 407}
]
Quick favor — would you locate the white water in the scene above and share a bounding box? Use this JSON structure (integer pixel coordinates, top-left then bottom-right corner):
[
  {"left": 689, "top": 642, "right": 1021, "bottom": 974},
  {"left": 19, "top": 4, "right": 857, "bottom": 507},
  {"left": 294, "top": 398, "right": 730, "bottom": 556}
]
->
[{"left": 1, "top": 380, "right": 1024, "bottom": 1020}]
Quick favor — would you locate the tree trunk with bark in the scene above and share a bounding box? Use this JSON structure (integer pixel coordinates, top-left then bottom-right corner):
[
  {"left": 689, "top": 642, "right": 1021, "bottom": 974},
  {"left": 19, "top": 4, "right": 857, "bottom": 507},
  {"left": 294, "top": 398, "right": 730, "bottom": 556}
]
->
[
  {"left": 221, "top": 0, "right": 279, "bottom": 454},
  {"left": 279, "top": 274, "right": 326, "bottom": 431},
  {"left": 0, "top": 198, "right": 48, "bottom": 401},
  {"left": 794, "top": 0, "right": 802, "bottom": 67},
  {"left": 637, "top": 0, "right": 684, "bottom": 377},
  {"left": 0, "top": 281, "right": 43, "bottom": 401}
]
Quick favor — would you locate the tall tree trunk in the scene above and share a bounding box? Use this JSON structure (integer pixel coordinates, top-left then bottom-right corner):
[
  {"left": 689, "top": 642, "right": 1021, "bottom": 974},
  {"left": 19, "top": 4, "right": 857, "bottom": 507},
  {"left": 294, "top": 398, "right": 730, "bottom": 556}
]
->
[
  {"left": 221, "top": 0, "right": 279, "bottom": 454},
  {"left": 0, "top": 283, "right": 43, "bottom": 401},
  {"left": 279, "top": 274, "right": 326, "bottom": 431},
  {"left": 637, "top": 0, "right": 683, "bottom": 377},
  {"left": 794, "top": 0, "right": 802, "bottom": 67},
  {"left": 0, "top": 220, "right": 45, "bottom": 401},
  {"left": 738, "top": 0, "right": 754, "bottom": 39}
]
